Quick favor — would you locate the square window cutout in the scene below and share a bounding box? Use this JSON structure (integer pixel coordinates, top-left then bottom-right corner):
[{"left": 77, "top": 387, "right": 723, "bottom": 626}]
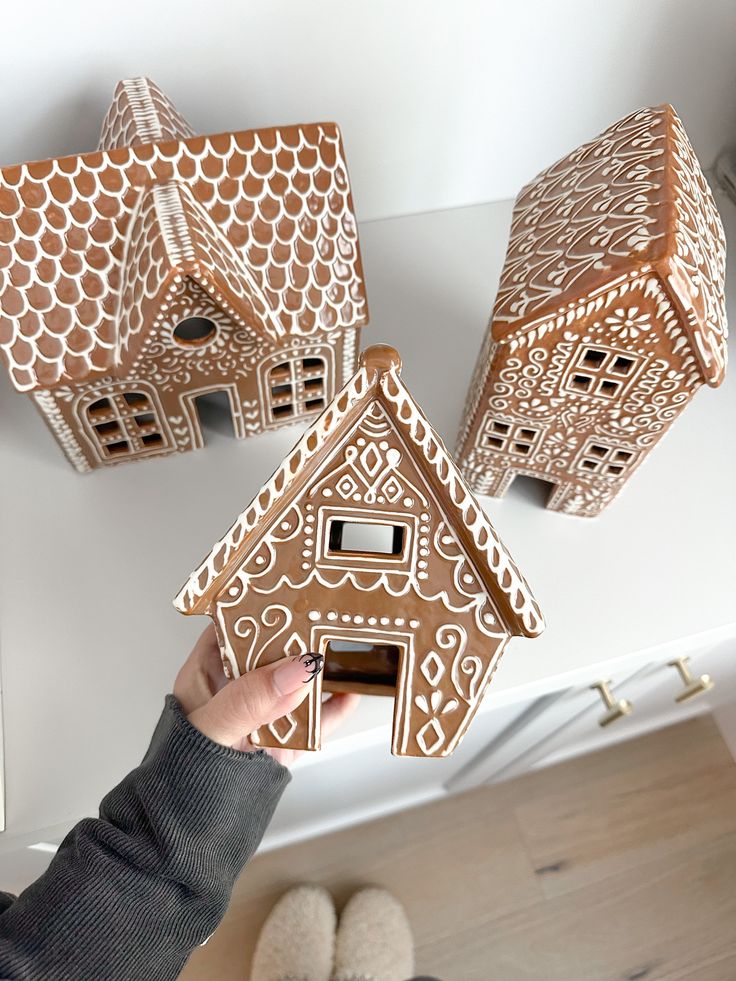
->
[
  {"left": 571, "top": 374, "right": 593, "bottom": 392},
  {"left": 105, "top": 440, "right": 130, "bottom": 456},
  {"left": 582, "top": 349, "right": 606, "bottom": 368},
  {"left": 611, "top": 356, "right": 635, "bottom": 376}
]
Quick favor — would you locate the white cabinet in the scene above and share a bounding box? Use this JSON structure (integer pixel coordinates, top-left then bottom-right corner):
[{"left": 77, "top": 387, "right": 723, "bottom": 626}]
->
[{"left": 447, "top": 636, "right": 736, "bottom": 793}]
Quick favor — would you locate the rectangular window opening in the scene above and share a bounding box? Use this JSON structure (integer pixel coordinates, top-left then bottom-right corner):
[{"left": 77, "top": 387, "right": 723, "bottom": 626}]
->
[
  {"left": 303, "top": 357, "right": 323, "bottom": 369},
  {"left": 323, "top": 640, "right": 400, "bottom": 694},
  {"left": 581, "top": 459, "right": 598, "bottom": 471},
  {"left": 491, "top": 421, "right": 511, "bottom": 435},
  {"left": 614, "top": 450, "right": 633, "bottom": 462},
  {"left": 328, "top": 519, "right": 405, "bottom": 557},
  {"left": 270, "top": 383, "right": 292, "bottom": 398},
  {"left": 272, "top": 404, "right": 294, "bottom": 418},
  {"left": 95, "top": 421, "right": 120, "bottom": 436},
  {"left": 589, "top": 444, "right": 607, "bottom": 458},
  {"left": 599, "top": 380, "right": 620, "bottom": 397},
  {"left": 134, "top": 413, "right": 156, "bottom": 429},
  {"left": 512, "top": 442, "right": 530, "bottom": 455},
  {"left": 607, "top": 464, "right": 624, "bottom": 475},
  {"left": 519, "top": 428, "right": 536, "bottom": 440},
  {"left": 105, "top": 440, "right": 130, "bottom": 456},
  {"left": 304, "top": 377, "right": 323, "bottom": 393},
  {"left": 141, "top": 433, "right": 163, "bottom": 447},
  {"left": 486, "top": 435, "right": 505, "bottom": 449},
  {"left": 305, "top": 397, "right": 325, "bottom": 411}
]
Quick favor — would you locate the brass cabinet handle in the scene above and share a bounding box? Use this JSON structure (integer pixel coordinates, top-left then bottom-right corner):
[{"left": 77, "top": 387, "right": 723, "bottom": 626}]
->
[
  {"left": 591, "top": 680, "right": 633, "bottom": 727},
  {"left": 668, "top": 657, "right": 714, "bottom": 702}
]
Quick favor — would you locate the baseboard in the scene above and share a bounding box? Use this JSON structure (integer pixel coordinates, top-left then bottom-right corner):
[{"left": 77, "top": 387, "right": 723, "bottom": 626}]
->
[
  {"left": 712, "top": 702, "right": 736, "bottom": 762},
  {"left": 259, "top": 783, "right": 447, "bottom": 853}
]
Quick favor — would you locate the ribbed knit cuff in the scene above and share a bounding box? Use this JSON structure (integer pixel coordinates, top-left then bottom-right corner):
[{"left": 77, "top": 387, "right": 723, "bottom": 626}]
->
[
  {"left": 155, "top": 692, "right": 291, "bottom": 768},
  {"left": 0, "top": 696, "right": 291, "bottom": 981}
]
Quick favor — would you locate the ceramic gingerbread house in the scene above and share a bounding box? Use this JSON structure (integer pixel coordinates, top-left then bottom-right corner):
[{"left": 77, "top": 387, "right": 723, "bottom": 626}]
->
[
  {"left": 174, "top": 344, "right": 544, "bottom": 758},
  {"left": 456, "top": 105, "right": 727, "bottom": 517},
  {"left": 0, "top": 77, "right": 368, "bottom": 472}
]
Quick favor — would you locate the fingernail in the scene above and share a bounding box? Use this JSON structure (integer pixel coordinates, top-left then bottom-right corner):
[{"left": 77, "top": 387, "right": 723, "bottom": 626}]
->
[{"left": 273, "top": 653, "right": 324, "bottom": 695}]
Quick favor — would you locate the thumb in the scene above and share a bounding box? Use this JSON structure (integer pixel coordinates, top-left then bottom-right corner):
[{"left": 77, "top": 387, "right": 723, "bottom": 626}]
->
[{"left": 188, "top": 653, "right": 324, "bottom": 748}]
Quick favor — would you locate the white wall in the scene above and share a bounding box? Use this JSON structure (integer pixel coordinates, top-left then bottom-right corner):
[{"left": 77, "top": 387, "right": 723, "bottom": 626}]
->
[{"left": 3, "top": 0, "right": 735, "bottom": 222}]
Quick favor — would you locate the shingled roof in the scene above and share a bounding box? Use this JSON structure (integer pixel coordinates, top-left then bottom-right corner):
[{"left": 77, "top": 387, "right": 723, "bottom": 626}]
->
[
  {"left": 174, "top": 345, "right": 545, "bottom": 639},
  {"left": 491, "top": 105, "right": 727, "bottom": 386},
  {"left": 0, "top": 78, "right": 367, "bottom": 392}
]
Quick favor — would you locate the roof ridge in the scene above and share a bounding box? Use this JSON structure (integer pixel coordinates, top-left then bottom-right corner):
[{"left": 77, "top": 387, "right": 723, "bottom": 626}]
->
[
  {"left": 122, "top": 77, "right": 165, "bottom": 144},
  {"left": 173, "top": 345, "right": 544, "bottom": 637},
  {"left": 491, "top": 105, "right": 671, "bottom": 342},
  {"left": 174, "top": 183, "right": 286, "bottom": 341},
  {"left": 378, "top": 369, "right": 544, "bottom": 637},
  {"left": 173, "top": 362, "right": 377, "bottom": 614},
  {"left": 153, "top": 182, "right": 195, "bottom": 266}
]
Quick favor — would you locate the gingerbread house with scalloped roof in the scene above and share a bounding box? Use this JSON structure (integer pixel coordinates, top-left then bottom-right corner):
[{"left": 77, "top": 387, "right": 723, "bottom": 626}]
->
[
  {"left": 456, "top": 105, "right": 727, "bottom": 517},
  {"left": 174, "top": 344, "right": 544, "bottom": 758},
  {"left": 0, "top": 77, "right": 368, "bottom": 471}
]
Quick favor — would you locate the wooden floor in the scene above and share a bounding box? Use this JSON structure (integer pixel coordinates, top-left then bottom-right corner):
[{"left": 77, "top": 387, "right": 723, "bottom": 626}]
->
[{"left": 182, "top": 716, "right": 736, "bottom": 981}]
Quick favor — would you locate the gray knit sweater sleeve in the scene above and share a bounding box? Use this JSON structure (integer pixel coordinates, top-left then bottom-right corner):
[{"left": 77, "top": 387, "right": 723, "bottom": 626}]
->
[{"left": 0, "top": 694, "right": 291, "bottom": 980}]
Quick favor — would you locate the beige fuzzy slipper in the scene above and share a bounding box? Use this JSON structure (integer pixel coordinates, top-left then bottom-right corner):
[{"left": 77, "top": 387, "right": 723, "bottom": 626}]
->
[
  {"left": 250, "top": 884, "right": 336, "bottom": 981},
  {"left": 333, "top": 887, "right": 414, "bottom": 981}
]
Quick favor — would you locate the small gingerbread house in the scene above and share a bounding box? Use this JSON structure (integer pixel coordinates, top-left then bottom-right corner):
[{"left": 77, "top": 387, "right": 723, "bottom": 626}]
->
[
  {"left": 0, "top": 78, "right": 368, "bottom": 471},
  {"left": 174, "top": 344, "right": 544, "bottom": 758},
  {"left": 456, "top": 105, "right": 727, "bottom": 517}
]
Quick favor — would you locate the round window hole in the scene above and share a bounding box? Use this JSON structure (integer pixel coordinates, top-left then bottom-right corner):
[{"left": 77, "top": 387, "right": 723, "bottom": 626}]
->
[{"left": 173, "top": 316, "right": 217, "bottom": 346}]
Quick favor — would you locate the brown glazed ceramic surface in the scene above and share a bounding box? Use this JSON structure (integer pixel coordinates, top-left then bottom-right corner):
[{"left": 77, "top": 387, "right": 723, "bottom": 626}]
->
[
  {"left": 0, "top": 78, "right": 368, "bottom": 471},
  {"left": 456, "top": 105, "right": 727, "bottom": 517},
  {"left": 174, "top": 344, "right": 544, "bottom": 758}
]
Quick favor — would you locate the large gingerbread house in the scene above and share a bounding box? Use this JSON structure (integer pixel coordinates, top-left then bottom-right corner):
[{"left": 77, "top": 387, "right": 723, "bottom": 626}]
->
[
  {"left": 0, "top": 78, "right": 368, "bottom": 471},
  {"left": 174, "top": 345, "right": 544, "bottom": 758},
  {"left": 456, "top": 105, "right": 727, "bottom": 517}
]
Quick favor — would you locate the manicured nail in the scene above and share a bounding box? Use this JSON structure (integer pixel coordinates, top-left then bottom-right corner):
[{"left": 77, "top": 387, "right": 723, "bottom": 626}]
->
[
  {"left": 273, "top": 653, "right": 324, "bottom": 695},
  {"left": 299, "top": 652, "right": 325, "bottom": 681}
]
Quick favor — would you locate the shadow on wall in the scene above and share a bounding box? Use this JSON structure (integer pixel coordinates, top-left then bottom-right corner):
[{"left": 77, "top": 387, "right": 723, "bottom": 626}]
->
[
  {"left": 6, "top": 93, "right": 108, "bottom": 167},
  {"left": 636, "top": 0, "right": 736, "bottom": 159}
]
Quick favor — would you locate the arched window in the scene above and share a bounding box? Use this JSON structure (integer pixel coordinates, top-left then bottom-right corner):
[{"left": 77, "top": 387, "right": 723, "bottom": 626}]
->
[
  {"left": 83, "top": 389, "right": 167, "bottom": 460},
  {"left": 266, "top": 354, "right": 327, "bottom": 423}
]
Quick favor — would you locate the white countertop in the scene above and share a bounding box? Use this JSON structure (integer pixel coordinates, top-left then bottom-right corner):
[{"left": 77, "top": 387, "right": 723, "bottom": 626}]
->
[{"left": 1, "top": 194, "right": 735, "bottom": 847}]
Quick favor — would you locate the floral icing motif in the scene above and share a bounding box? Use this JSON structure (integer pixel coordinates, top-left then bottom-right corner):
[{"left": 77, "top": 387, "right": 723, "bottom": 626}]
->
[
  {"left": 174, "top": 346, "right": 543, "bottom": 757},
  {"left": 456, "top": 105, "right": 727, "bottom": 518}
]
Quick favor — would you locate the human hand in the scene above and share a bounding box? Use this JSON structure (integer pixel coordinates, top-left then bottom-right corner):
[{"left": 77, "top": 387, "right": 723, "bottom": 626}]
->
[{"left": 173, "top": 624, "right": 360, "bottom": 766}]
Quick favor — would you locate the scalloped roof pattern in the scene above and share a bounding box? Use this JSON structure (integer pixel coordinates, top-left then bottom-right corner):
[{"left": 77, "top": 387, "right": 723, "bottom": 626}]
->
[
  {"left": 173, "top": 358, "right": 544, "bottom": 638},
  {"left": 491, "top": 105, "right": 727, "bottom": 385},
  {"left": 98, "top": 77, "right": 196, "bottom": 151},
  {"left": 0, "top": 92, "right": 367, "bottom": 392},
  {"left": 116, "top": 182, "right": 284, "bottom": 366}
]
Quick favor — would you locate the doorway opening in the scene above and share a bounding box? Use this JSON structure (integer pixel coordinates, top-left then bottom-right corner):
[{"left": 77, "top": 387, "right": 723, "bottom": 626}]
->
[
  {"left": 322, "top": 639, "right": 400, "bottom": 697},
  {"left": 506, "top": 474, "right": 558, "bottom": 508},
  {"left": 192, "top": 390, "right": 237, "bottom": 442}
]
